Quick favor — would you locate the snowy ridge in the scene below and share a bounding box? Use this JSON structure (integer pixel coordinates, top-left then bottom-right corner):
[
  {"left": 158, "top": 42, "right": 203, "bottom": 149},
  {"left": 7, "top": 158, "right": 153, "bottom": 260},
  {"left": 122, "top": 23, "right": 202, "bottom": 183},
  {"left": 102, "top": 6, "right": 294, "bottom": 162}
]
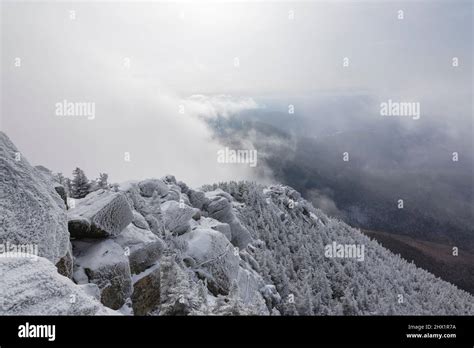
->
[{"left": 1, "top": 131, "right": 473, "bottom": 315}]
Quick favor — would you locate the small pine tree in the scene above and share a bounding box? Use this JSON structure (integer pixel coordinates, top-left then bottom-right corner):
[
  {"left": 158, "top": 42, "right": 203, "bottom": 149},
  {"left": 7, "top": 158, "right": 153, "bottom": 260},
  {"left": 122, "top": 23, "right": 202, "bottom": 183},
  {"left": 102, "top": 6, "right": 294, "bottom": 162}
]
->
[
  {"left": 70, "top": 167, "right": 91, "bottom": 198},
  {"left": 98, "top": 173, "right": 108, "bottom": 189}
]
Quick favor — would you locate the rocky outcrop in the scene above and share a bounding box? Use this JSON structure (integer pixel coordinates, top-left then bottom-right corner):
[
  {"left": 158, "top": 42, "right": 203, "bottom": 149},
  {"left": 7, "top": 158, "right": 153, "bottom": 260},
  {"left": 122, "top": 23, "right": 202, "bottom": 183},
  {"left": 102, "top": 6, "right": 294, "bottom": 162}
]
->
[
  {"left": 204, "top": 190, "right": 252, "bottom": 249},
  {"left": 72, "top": 239, "right": 133, "bottom": 310},
  {"left": 161, "top": 200, "right": 198, "bottom": 235},
  {"left": 192, "top": 217, "right": 232, "bottom": 241},
  {"left": 132, "top": 210, "right": 150, "bottom": 230},
  {"left": 138, "top": 178, "right": 169, "bottom": 198},
  {"left": 67, "top": 189, "right": 133, "bottom": 238},
  {"left": 131, "top": 265, "right": 161, "bottom": 315},
  {"left": 0, "top": 257, "right": 115, "bottom": 315},
  {"left": 0, "top": 132, "right": 69, "bottom": 264},
  {"left": 183, "top": 228, "right": 239, "bottom": 295},
  {"left": 113, "top": 224, "right": 165, "bottom": 274}
]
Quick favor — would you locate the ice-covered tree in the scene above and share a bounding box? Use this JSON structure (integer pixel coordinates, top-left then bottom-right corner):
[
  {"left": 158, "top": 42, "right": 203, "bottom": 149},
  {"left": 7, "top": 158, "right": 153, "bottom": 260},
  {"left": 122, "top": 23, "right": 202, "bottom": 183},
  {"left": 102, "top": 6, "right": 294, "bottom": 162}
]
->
[{"left": 70, "top": 167, "right": 90, "bottom": 198}]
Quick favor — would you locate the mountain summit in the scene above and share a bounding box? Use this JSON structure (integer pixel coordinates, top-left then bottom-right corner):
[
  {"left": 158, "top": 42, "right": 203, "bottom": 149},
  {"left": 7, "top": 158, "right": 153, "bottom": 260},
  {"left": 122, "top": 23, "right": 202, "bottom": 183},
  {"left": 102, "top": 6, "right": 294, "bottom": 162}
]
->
[{"left": 1, "top": 131, "right": 473, "bottom": 315}]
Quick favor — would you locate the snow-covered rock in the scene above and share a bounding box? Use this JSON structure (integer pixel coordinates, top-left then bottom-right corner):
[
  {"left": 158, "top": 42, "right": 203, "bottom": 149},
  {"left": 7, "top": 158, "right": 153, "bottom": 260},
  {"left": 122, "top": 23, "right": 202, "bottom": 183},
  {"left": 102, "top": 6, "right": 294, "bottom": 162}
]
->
[
  {"left": 138, "top": 178, "right": 169, "bottom": 198},
  {"left": 72, "top": 239, "right": 133, "bottom": 310},
  {"left": 161, "top": 200, "right": 198, "bottom": 235},
  {"left": 236, "top": 267, "right": 268, "bottom": 312},
  {"left": 183, "top": 228, "right": 239, "bottom": 295},
  {"left": 113, "top": 224, "right": 165, "bottom": 274},
  {"left": 0, "top": 257, "right": 115, "bottom": 315},
  {"left": 193, "top": 217, "right": 232, "bottom": 241},
  {"left": 131, "top": 264, "right": 161, "bottom": 315},
  {"left": 188, "top": 190, "right": 209, "bottom": 210},
  {"left": 132, "top": 210, "right": 149, "bottom": 230},
  {"left": 34, "top": 165, "right": 68, "bottom": 207},
  {"left": 68, "top": 189, "right": 133, "bottom": 238},
  {"left": 163, "top": 184, "right": 181, "bottom": 202},
  {"left": 0, "top": 132, "right": 69, "bottom": 264},
  {"left": 204, "top": 191, "right": 251, "bottom": 249}
]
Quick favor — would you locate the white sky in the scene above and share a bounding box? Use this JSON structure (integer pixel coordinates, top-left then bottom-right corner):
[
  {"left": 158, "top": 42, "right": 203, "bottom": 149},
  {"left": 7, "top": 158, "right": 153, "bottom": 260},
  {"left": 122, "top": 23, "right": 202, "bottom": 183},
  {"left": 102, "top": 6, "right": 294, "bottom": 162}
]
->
[{"left": 1, "top": 0, "right": 472, "bottom": 186}]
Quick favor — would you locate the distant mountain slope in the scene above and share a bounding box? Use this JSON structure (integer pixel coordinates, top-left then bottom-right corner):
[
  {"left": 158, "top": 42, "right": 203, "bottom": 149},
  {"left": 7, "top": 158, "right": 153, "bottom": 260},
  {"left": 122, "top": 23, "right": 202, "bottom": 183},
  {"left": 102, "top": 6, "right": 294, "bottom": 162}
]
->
[{"left": 362, "top": 229, "right": 474, "bottom": 295}]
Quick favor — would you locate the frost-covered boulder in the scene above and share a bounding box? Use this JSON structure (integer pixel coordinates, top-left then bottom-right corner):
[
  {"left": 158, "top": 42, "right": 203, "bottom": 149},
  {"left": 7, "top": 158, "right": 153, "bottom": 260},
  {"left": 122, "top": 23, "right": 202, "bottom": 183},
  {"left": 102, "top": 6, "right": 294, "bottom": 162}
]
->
[
  {"left": 68, "top": 189, "right": 133, "bottom": 238},
  {"left": 34, "top": 165, "right": 68, "bottom": 207},
  {"left": 161, "top": 200, "right": 198, "bottom": 235},
  {"left": 131, "top": 265, "right": 161, "bottom": 315},
  {"left": 0, "top": 257, "right": 115, "bottom": 315},
  {"left": 206, "top": 195, "right": 234, "bottom": 222},
  {"left": 73, "top": 239, "right": 133, "bottom": 310},
  {"left": 163, "top": 184, "right": 181, "bottom": 202},
  {"left": 113, "top": 224, "right": 165, "bottom": 274},
  {"left": 161, "top": 174, "right": 177, "bottom": 185},
  {"left": 188, "top": 189, "right": 209, "bottom": 210},
  {"left": 0, "top": 132, "right": 69, "bottom": 264},
  {"left": 120, "top": 182, "right": 150, "bottom": 215},
  {"left": 237, "top": 267, "right": 268, "bottom": 313},
  {"left": 132, "top": 210, "right": 149, "bottom": 230},
  {"left": 227, "top": 220, "right": 252, "bottom": 250},
  {"left": 204, "top": 191, "right": 251, "bottom": 249},
  {"left": 183, "top": 228, "right": 239, "bottom": 295},
  {"left": 138, "top": 178, "right": 169, "bottom": 198},
  {"left": 193, "top": 217, "right": 232, "bottom": 241}
]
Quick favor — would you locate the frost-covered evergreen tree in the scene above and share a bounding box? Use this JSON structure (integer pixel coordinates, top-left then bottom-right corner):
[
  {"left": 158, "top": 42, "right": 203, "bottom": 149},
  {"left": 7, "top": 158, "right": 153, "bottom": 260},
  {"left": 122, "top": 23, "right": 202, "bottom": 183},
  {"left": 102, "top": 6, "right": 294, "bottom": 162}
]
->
[
  {"left": 70, "top": 167, "right": 90, "bottom": 198},
  {"left": 97, "top": 173, "right": 108, "bottom": 189}
]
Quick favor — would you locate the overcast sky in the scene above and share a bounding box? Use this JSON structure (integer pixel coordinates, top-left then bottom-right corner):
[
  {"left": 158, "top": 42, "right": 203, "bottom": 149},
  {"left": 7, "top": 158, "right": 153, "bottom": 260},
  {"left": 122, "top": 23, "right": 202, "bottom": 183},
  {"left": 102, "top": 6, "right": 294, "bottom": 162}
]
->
[{"left": 1, "top": 0, "right": 472, "bottom": 186}]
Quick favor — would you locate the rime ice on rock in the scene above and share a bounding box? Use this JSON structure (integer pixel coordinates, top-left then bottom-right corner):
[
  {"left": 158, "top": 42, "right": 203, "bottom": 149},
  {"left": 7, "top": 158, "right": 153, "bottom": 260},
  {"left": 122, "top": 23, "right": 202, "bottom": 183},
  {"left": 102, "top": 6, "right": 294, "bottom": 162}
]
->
[
  {"left": 72, "top": 239, "right": 133, "bottom": 310},
  {"left": 0, "top": 132, "right": 70, "bottom": 264},
  {"left": 113, "top": 223, "right": 165, "bottom": 274},
  {"left": 0, "top": 257, "right": 116, "bottom": 315},
  {"left": 67, "top": 189, "right": 133, "bottom": 238}
]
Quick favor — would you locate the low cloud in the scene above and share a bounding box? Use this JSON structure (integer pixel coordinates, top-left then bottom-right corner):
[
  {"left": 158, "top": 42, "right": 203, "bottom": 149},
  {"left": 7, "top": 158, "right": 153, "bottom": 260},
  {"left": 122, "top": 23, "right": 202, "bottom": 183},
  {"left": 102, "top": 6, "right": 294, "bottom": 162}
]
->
[{"left": 181, "top": 95, "right": 259, "bottom": 120}]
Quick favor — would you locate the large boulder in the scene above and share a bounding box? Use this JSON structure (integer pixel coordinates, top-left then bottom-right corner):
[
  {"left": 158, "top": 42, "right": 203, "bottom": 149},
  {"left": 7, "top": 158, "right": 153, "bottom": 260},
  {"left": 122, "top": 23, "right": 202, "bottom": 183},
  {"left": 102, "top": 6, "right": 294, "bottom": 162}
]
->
[
  {"left": 34, "top": 165, "right": 68, "bottom": 207},
  {"left": 188, "top": 189, "right": 209, "bottom": 210},
  {"left": 163, "top": 184, "right": 182, "bottom": 202},
  {"left": 0, "top": 132, "right": 69, "bottom": 264},
  {"left": 236, "top": 267, "right": 268, "bottom": 313},
  {"left": 0, "top": 257, "right": 115, "bottom": 315},
  {"left": 113, "top": 224, "right": 165, "bottom": 274},
  {"left": 138, "top": 179, "right": 169, "bottom": 198},
  {"left": 161, "top": 200, "right": 198, "bottom": 235},
  {"left": 132, "top": 210, "right": 150, "bottom": 230},
  {"left": 131, "top": 264, "right": 161, "bottom": 315},
  {"left": 193, "top": 217, "right": 232, "bottom": 241},
  {"left": 206, "top": 195, "right": 234, "bottom": 222},
  {"left": 204, "top": 191, "right": 251, "bottom": 249},
  {"left": 73, "top": 239, "right": 133, "bottom": 310},
  {"left": 67, "top": 189, "right": 133, "bottom": 238},
  {"left": 183, "top": 228, "right": 239, "bottom": 295}
]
